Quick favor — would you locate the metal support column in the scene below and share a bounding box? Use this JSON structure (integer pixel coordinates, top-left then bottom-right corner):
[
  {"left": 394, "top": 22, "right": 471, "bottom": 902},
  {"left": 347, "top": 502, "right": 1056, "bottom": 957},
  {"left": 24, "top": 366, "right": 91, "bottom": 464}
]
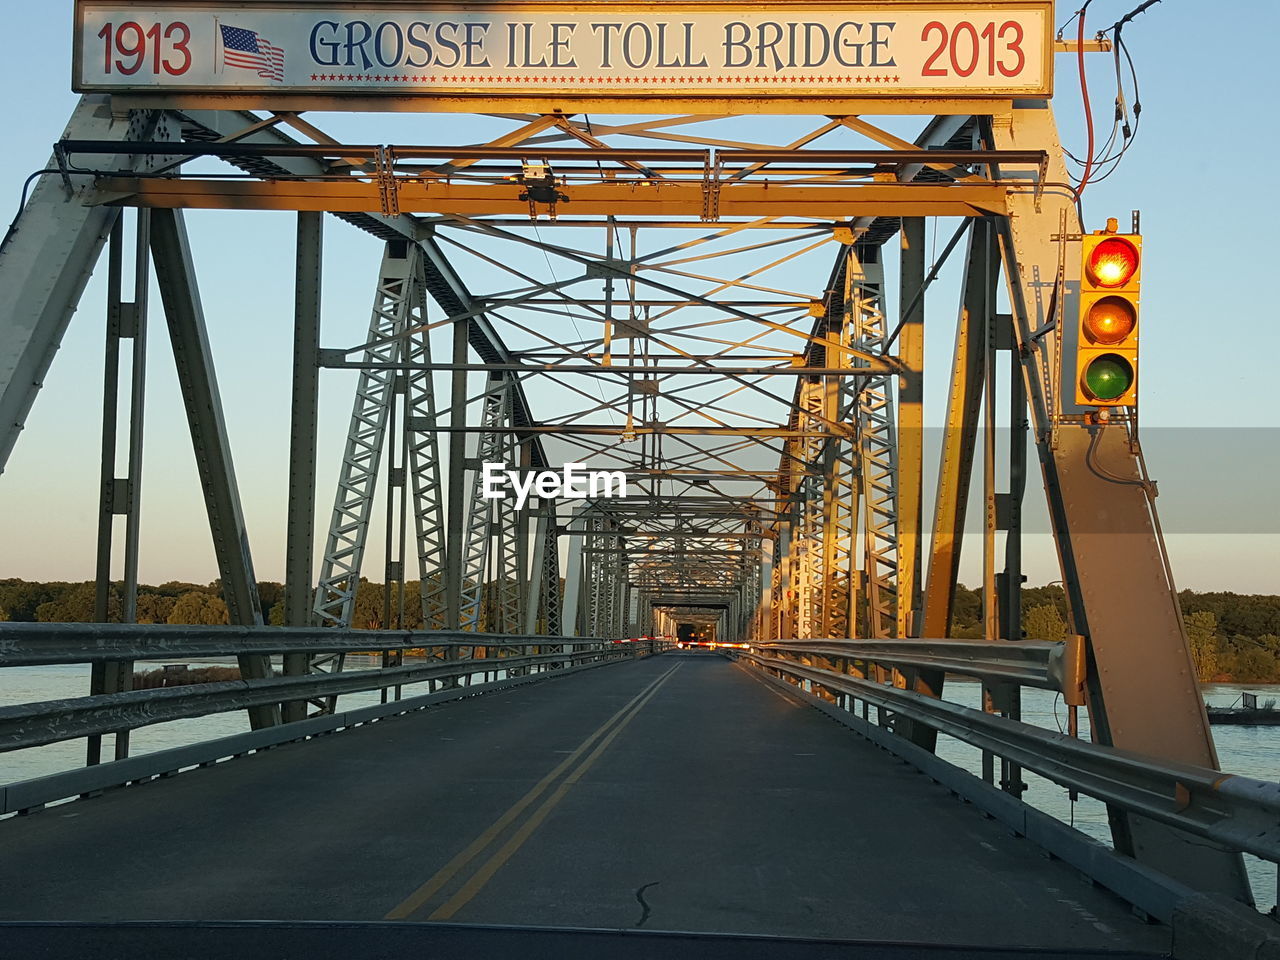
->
[
  {"left": 897, "top": 218, "right": 926, "bottom": 639},
  {"left": 88, "top": 213, "right": 149, "bottom": 764},
  {"left": 281, "top": 211, "right": 322, "bottom": 722},
  {"left": 444, "top": 313, "right": 469, "bottom": 631},
  {"left": 562, "top": 505, "right": 588, "bottom": 638}
]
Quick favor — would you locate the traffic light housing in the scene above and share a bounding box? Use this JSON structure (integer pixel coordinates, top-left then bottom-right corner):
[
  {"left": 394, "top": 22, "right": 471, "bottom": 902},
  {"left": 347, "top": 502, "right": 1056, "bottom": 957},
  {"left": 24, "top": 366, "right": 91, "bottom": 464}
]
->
[{"left": 1075, "top": 230, "right": 1141, "bottom": 407}]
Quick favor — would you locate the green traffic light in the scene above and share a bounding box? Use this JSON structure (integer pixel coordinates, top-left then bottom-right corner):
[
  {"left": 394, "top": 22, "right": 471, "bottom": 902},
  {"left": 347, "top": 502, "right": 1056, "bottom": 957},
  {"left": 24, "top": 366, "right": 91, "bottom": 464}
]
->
[{"left": 1082, "top": 354, "right": 1134, "bottom": 401}]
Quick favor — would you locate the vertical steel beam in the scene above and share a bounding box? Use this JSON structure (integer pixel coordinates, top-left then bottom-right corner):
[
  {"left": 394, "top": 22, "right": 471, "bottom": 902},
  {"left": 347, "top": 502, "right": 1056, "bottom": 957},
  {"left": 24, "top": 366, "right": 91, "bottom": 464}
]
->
[
  {"left": 996, "top": 306, "right": 1028, "bottom": 796},
  {"left": 88, "top": 214, "right": 149, "bottom": 763},
  {"left": 150, "top": 208, "right": 278, "bottom": 729},
  {"left": 513, "top": 441, "right": 533, "bottom": 631},
  {"left": 281, "top": 212, "right": 322, "bottom": 721},
  {"left": 896, "top": 218, "right": 926, "bottom": 639},
  {"left": 999, "top": 327, "right": 1027, "bottom": 645},
  {"left": 983, "top": 307, "right": 1000, "bottom": 644},
  {"left": 492, "top": 426, "right": 523, "bottom": 634},
  {"left": 562, "top": 506, "right": 587, "bottom": 638},
  {"left": 541, "top": 509, "right": 564, "bottom": 640},
  {"left": 380, "top": 371, "right": 409, "bottom": 699},
  {"left": 775, "top": 512, "right": 796, "bottom": 638},
  {"left": 772, "top": 519, "right": 791, "bottom": 638},
  {"left": 444, "top": 316, "right": 469, "bottom": 630},
  {"left": 460, "top": 376, "right": 512, "bottom": 630},
  {"left": 792, "top": 377, "right": 826, "bottom": 638},
  {"left": 525, "top": 508, "right": 549, "bottom": 634},
  {"left": 757, "top": 538, "right": 774, "bottom": 642}
]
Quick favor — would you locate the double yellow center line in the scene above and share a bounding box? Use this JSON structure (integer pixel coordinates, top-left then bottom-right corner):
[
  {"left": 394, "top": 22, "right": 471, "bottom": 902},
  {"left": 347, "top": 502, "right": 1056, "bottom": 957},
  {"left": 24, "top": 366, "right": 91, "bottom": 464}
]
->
[{"left": 385, "top": 661, "right": 681, "bottom": 922}]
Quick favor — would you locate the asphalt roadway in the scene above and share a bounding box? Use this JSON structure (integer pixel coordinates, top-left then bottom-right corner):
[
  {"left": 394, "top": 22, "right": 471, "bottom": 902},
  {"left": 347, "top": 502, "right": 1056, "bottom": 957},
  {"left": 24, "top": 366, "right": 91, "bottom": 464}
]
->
[{"left": 0, "top": 652, "right": 1171, "bottom": 954}]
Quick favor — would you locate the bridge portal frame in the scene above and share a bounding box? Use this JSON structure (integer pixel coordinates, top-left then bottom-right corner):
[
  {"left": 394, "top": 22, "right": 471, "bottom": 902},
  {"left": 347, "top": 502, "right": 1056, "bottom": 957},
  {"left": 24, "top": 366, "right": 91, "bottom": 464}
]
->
[{"left": 0, "top": 72, "right": 1252, "bottom": 903}]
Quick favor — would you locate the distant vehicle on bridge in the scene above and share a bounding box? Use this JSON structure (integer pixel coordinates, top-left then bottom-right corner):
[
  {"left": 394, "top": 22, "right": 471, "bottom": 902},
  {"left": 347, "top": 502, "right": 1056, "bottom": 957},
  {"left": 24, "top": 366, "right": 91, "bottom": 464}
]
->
[{"left": 676, "top": 623, "right": 715, "bottom": 648}]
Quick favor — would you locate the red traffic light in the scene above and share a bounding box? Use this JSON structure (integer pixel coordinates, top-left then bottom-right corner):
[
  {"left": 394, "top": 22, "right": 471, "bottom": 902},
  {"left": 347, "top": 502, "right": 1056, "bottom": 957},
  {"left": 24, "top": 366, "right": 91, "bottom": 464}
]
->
[{"left": 1086, "top": 237, "right": 1139, "bottom": 288}]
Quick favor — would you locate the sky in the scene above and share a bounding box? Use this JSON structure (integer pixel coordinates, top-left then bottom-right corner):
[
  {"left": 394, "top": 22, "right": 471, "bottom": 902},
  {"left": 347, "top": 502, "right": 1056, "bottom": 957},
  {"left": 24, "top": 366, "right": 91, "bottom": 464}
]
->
[{"left": 1, "top": 2, "right": 1278, "bottom": 595}]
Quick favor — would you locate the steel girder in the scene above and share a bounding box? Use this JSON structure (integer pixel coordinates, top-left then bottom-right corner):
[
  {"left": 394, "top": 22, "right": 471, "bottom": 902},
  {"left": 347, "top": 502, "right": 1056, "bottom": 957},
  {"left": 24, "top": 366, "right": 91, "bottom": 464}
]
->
[
  {"left": 0, "top": 97, "right": 171, "bottom": 474},
  {"left": 282, "top": 212, "right": 323, "bottom": 719},
  {"left": 98, "top": 175, "right": 1009, "bottom": 220}
]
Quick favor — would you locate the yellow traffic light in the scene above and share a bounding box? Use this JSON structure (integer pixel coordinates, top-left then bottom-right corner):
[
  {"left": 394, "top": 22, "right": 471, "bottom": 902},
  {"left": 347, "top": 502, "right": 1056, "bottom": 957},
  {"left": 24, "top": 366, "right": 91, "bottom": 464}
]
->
[{"left": 1076, "top": 230, "right": 1141, "bottom": 407}]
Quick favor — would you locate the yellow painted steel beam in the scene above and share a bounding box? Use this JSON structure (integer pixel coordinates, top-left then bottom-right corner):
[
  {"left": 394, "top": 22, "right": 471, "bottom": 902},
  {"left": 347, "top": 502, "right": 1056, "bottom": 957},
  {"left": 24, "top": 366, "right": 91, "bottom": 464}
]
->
[
  {"left": 922, "top": 306, "right": 985, "bottom": 639},
  {"left": 96, "top": 178, "right": 1008, "bottom": 219}
]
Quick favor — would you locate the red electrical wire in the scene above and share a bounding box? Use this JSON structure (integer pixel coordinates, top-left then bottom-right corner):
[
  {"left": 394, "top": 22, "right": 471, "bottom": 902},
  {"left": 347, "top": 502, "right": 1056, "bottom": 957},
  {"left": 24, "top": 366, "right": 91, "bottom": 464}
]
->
[{"left": 1076, "top": 8, "right": 1096, "bottom": 196}]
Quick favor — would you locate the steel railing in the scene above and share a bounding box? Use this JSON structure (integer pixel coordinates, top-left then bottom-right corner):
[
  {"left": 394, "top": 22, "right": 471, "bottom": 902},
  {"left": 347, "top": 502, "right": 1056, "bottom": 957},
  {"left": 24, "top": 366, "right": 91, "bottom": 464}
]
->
[
  {"left": 732, "top": 644, "right": 1280, "bottom": 868},
  {"left": 746, "top": 638, "right": 1085, "bottom": 696},
  {"left": 0, "top": 624, "right": 669, "bottom": 753}
]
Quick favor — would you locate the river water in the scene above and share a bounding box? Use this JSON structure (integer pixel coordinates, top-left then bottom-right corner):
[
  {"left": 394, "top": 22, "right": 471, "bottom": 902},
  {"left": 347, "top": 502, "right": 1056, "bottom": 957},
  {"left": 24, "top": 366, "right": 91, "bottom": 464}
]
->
[{"left": 1, "top": 660, "right": 1276, "bottom": 912}]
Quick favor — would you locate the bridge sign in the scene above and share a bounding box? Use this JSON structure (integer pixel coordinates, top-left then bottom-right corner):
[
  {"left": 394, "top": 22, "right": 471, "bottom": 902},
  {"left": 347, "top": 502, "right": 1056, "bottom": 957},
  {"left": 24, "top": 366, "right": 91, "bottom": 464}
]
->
[{"left": 74, "top": 1, "right": 1052, "bottom": 102}]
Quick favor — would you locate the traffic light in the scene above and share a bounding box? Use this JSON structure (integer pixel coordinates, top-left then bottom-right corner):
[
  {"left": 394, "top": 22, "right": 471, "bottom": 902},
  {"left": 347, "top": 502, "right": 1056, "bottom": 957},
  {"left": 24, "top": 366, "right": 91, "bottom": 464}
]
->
[{"left": 1075, "top": 228, "right": 1141, "bottom": 407}]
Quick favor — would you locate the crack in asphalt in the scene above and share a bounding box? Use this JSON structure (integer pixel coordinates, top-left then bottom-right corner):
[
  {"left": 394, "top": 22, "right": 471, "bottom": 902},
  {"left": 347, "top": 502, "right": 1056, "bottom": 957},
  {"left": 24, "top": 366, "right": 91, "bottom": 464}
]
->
[{"left": 633, "top": 881, "right": 660, "bottom": 927}]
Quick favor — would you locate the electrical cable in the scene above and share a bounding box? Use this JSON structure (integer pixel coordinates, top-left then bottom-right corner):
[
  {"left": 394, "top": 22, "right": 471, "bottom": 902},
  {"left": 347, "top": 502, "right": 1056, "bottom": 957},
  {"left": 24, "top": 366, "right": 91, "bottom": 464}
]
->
[
  {"left": 1058, "top": 1, "right": 1160, "bottom": 200},
  {"left": 1075, "top": 4, "right": 1097, "bottom": 196},
  {"left": 1075, "top": 36, "right": 1144, "bottom": 184},
  {"left": 1104, "top": 0, "right": 1164, "bottom": 36},
  {"left": 2, "top": 169, "right": 62, "bottom": 252},
  {"left": 1084, "top": 424, "right": 1148, "bottom": 489}
]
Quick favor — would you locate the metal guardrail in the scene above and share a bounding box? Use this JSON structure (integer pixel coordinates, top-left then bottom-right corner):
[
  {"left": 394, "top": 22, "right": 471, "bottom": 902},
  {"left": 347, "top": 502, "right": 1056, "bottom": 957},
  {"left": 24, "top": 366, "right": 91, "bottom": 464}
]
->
[
  {"left": 0, "top": 624, "right": 666, "bottom": 752},
  {"left": 0, "top": 622, "right": 620, "bottom": 666},
  {"left": 750, "top": 638, "right": 1085, "bottom": 699},
  {"left": 736, "top": 649, "right": 1280, "bottom": 867},
  {"left": 0, "top": 655, "right": 633, "bottom": 817}
]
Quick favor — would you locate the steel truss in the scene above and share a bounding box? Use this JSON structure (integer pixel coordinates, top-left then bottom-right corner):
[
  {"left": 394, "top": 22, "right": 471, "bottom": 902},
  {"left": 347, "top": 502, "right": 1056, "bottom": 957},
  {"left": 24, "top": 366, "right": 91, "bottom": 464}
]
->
[
  {"left": 0, "top": 93, "right": 1252, "bottom": 903},
  {"left": 312, "top": 241, "right": 448, "bottom": 705},
  {"left": 459, "top": 374, "right": 525, "bottom": 634},
  {"left": 850, "top": 250, "right": 901, "bottom": 640}
]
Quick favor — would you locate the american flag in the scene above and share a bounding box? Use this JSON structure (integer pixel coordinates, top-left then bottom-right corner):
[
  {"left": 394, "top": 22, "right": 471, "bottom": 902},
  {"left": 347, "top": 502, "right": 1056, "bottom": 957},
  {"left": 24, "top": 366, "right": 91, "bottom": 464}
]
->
[{"left": 219, "top": 24, "right": 285, "bottom": 82}]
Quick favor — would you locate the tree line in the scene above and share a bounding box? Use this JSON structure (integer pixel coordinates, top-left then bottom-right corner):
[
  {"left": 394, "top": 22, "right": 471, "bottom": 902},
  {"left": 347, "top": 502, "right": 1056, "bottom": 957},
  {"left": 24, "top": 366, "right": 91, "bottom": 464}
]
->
[
  {"left": 945, "top": 583, "right": 1280, "bottom": 683},
  {"left": 2, "top": 578, "right": 1278, "bottom": 683},
  {"left": 0, "top": 577, "right": 483, "bottom": 632}
]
